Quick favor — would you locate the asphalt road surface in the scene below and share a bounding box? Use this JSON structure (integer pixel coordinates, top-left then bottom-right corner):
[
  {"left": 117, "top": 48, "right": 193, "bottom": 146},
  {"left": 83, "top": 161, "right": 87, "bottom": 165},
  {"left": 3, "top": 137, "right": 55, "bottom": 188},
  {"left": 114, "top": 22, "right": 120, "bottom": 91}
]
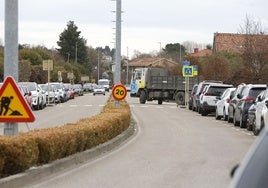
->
[{"left": 24, "top": 96, "right": 255, "bottom": 188}]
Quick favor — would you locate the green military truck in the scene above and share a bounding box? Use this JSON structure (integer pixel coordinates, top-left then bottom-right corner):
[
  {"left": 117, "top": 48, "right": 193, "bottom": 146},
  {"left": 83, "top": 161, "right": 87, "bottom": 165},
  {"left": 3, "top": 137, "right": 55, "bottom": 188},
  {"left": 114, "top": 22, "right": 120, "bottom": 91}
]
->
[{"left": 130, "top": 67, "right": 199, "bottom": 105}]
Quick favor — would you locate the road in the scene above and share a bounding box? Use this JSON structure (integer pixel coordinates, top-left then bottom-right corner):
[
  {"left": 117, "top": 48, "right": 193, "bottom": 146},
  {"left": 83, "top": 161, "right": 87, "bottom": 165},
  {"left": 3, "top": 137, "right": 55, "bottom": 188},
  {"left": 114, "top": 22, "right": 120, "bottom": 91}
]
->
[
  {"left": 23, "top": 95, "right": 256, "bottom": 188},
  {"left": 0, "top": 93, "right": 110, "bottom": 135}
]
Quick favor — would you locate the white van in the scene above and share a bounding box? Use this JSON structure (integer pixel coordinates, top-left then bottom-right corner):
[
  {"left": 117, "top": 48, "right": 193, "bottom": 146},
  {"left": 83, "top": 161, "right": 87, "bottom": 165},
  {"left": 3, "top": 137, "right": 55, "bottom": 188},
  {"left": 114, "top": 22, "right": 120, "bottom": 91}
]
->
[{"left": 98, "top": 79, "right": 110, "bottom": 92}]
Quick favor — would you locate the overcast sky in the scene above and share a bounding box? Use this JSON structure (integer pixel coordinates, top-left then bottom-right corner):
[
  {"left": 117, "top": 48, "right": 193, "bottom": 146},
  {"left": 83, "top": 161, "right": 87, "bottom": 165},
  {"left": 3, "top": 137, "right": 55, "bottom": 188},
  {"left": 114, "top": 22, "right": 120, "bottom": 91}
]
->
[{"left": 0, "top": 0, "right": 268, "bottom": 58}]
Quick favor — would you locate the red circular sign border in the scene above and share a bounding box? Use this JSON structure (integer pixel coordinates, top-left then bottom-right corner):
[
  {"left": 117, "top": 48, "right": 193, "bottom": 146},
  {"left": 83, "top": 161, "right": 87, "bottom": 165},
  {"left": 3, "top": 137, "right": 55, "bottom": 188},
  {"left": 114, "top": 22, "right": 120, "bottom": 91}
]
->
[{"left": 112, "top": 84, "right": 127, "bottom": 101}]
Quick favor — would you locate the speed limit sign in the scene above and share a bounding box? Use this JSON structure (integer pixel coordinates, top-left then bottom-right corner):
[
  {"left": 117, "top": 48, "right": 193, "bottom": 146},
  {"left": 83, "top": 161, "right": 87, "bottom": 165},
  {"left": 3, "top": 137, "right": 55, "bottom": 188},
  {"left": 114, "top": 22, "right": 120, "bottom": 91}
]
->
[{"left": 112, "top": 84, "right": 127, "bottom": 101}]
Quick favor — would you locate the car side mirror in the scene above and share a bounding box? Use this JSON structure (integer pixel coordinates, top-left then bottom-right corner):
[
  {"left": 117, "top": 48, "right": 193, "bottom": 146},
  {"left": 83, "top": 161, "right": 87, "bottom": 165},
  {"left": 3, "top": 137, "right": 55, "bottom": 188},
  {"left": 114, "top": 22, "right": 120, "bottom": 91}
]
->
[
  {"left": 237, "top": 94, "right": 242, "bottom": 99},
  {"left": 230, "top": 164, "right": 239, "bottom": 178},
  {"left": 265, "top": 100, "right": 268, "bottom": 108}
]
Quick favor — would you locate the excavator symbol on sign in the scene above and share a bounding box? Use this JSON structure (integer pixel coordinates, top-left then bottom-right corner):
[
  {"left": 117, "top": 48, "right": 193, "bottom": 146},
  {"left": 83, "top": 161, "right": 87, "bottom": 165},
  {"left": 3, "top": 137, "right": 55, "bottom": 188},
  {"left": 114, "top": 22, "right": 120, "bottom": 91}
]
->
[{"left": 0, "top": 96, "right": 22, "bottom": 116}]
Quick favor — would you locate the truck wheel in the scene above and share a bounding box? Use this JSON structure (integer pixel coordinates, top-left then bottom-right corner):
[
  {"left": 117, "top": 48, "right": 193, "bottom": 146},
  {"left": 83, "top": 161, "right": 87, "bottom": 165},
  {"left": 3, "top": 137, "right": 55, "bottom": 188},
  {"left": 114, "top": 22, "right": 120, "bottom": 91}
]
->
[
  {"left": 139, "top": 90, "right": 146, "bottom": 104},
  {"left": 175, "top": 92, "right": 185, "bottom": 105},
  {"left": 158, "top": 99, "right": 163, "bottom": 105}
]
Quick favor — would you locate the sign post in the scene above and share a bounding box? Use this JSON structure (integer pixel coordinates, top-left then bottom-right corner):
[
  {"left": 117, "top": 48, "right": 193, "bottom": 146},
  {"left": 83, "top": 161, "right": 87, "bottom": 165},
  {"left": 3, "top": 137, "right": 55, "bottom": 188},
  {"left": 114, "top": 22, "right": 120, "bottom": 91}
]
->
[
  {"left": 4, "top": 0, "right": 19, "bottom": 135},
  {"left": 182, "top": 63, "right": 194, "bottom": 108},
  {"left": 43, "top": 60, "right": 53, "bottom": 105}
]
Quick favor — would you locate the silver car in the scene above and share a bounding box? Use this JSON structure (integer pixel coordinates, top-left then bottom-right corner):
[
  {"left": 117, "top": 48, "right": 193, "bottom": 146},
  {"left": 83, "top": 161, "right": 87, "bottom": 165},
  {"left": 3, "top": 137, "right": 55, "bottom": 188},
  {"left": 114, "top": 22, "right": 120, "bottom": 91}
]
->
[{"left": 93, "top": 85, "right": 105, "bottom": 96}]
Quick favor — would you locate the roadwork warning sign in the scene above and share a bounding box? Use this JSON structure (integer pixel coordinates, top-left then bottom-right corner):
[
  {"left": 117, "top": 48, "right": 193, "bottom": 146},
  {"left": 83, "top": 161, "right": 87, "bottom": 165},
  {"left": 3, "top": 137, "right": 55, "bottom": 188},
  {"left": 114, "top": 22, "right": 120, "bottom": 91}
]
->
[{"left": 0, "top": 77, "right": 35, "bottom": 122}]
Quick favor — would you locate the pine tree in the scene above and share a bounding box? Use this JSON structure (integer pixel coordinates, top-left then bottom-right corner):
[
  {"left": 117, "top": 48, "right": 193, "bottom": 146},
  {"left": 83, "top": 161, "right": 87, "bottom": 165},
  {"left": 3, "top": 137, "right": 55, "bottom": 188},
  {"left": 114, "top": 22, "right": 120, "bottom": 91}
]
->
[{"left": 57, "top": 21, "right": 89, "bottom": 65}]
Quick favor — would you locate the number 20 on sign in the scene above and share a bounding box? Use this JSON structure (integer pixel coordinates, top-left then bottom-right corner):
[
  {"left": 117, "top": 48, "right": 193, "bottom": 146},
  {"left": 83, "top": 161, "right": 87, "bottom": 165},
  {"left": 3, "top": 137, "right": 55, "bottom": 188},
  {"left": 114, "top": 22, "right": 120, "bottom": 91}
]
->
[{"left": 112, "top": 84, "right": 127, "bottom": 101}]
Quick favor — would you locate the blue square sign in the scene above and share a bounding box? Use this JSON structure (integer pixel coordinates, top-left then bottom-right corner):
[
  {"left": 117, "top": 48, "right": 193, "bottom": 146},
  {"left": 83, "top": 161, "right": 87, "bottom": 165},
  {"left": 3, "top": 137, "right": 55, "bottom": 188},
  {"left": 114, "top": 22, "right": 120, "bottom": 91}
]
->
[{"left": 182, "top": 66, "right": 194, "bottom": 77}]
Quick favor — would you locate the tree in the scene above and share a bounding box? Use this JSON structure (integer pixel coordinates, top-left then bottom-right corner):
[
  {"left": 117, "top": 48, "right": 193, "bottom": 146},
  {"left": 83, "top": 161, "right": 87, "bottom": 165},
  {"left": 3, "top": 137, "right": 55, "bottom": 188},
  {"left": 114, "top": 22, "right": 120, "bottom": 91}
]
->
[
  {"left": 239, "top": 16, "right": 268, "bottom": 83},
  {"left": 162, "top": 43, "right": 186, "bottom": 62},
  {"left": 19, "top": 49, "right": 43, "bottom": 65},
  {"left": 57, "top": 21, "right": 89, "bottom": 65},
  {"left": 200, "top": 55, "right": 229, "bottom": 82}
]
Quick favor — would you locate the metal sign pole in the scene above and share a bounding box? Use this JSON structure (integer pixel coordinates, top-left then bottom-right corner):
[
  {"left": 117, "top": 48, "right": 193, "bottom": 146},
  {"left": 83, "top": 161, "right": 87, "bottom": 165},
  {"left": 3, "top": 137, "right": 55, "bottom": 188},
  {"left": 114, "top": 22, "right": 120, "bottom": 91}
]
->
[{"left": 3, "top": 0, "right": 19, "bottom": 136}]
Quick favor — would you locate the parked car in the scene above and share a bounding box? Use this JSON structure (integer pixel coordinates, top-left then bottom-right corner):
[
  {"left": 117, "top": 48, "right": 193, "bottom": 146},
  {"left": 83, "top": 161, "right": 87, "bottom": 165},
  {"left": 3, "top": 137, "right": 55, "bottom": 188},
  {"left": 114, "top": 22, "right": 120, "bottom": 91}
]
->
[
  {"left": 38, "top": 85, "right": 47, "bottom": 108},
  {"left": 230, "top": 126, "right": 268, "bottom": 188},
  {"left": 194, "top": 80, "right": 223, "bottom": 113},
  {"left": 18, "top": 85, "right": 32, "bottom": 108},
  {"left": 50, "top": 82, "right": 67, "bottom": 103},
  {"left": 64, "top": 83, "right": 75, "bottom": 99},
  {"left": 228, "top": 83, "right": 247, "bottom": 123},
  {"left": 39, "top": 84, "right": 56, "bottom": 104},
  {"left": 215, "top": 87, "right": 236, "bottom": 120},
  {"left": 199, "top": 83, "right": 233, "bottom": 116},
  {"left": 72, "top": 84, "right": 84, "bottom": 96},
  {"left": 233, "top": 84, "right": 266, "bottom": 128},
  {"left": 93, "top": 85, "right": 105, "bottom": 96},
  {"left": 254, "top": 87, "right": 268, "bottom": 135},
  {"left": 247, "top": 90, "right": 265, "bottom": 132},
  {"left": 18, "top": 82, "right": 45, "bottom": 110},
  {"left": 83, "top": 83, "right": 93, "bottom": 92},
  {"left": 188, "top": 84, "right": 198, "bottom": 111}
]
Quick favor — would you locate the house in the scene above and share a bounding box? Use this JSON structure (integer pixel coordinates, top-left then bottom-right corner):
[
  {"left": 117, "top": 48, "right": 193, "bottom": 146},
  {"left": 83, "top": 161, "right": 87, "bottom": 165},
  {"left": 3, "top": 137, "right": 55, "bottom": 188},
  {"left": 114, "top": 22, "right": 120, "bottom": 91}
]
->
[
  {"left": 213, "top": 32, "right": 268, "bottom": 54},
  {"left": 188, "top": 48, "right": 212, "bottom": 57},
  {"left": 127, "top": 57, "right": 178, "bottom": 72}
]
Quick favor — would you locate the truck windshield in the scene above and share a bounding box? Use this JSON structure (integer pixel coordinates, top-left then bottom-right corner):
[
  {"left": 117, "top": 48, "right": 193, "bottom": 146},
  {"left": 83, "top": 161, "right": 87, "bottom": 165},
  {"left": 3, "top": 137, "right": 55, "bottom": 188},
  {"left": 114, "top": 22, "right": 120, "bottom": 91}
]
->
[
  {"left": 134, "top": 70, "right": 142, "bottom": 80},
  {"left": 98, "top": 81, "right": 108, "bottom": 85}
]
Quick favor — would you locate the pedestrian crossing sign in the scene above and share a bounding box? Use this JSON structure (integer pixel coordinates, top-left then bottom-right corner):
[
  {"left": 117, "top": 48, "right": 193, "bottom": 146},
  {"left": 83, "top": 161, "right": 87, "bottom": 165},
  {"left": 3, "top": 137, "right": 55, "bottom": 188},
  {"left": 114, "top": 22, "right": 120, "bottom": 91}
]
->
[
  {"left": 0, "top": 76, "right": 35, "bottom": 122},
  {"left": 182, "top": 66, "right": 194, "bottom": 77}
]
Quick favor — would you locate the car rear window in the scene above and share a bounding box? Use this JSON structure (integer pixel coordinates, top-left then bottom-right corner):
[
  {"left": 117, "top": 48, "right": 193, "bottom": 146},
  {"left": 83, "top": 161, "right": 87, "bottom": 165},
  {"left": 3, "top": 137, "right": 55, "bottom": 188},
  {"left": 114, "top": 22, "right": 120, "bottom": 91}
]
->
[
  {"left": 207, "top": 86, "right": 230, "bottom": 96},
  {"left": 248, "top": 88, "right": 266, "bottom": 98}
]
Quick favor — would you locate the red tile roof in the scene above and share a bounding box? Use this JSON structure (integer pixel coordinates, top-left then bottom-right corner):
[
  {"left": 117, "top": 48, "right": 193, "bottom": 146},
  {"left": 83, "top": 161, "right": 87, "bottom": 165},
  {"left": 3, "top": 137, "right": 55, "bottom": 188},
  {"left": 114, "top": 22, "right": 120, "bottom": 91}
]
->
[
  {"left": 188, "top": 49, "right": 212, "bottom": 57},
  {"left": 128, "top": 57, "right": 177, "bottom": 68}
]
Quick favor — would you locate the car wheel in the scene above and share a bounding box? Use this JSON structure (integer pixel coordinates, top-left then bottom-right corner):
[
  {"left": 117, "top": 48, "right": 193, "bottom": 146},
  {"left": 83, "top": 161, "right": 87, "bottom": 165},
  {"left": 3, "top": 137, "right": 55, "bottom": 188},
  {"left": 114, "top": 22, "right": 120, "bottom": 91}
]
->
[
  {"left": 253, "top": 126, "right": 260, "bottom": 136},
  {"left": 228, "top": 109, "right": 233, "bottom": 123},
  {"left": 239, "top": 113, "right": 246, "bottom": 128},
  {"left": 246, "top": 121, "right": 252, "bottom": 131},
  {"left": 233, "top": 112, "right": 239, "bottom": 126},
  {"left": 223, "top": 108, "right": 228, "bottom": 121},
  {"left": 139, "top": 90, "right": 146, "bottom": 104},
  {"left": 215, "top": 108, "right": 221, "bottom": 120},
  {"left": 198, "top": 106, "right": 202, "bottom": 114},
  {"left": 201, "top": 109, "right": 207, "bottom": 116}
]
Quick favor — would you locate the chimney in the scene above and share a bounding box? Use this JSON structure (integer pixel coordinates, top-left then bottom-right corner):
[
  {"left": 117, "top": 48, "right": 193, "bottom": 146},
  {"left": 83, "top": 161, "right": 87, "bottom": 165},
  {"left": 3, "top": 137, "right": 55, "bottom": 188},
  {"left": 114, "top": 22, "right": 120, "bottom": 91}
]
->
[{"left": 194, "top": 48, "right": 199, "bottom": 53}]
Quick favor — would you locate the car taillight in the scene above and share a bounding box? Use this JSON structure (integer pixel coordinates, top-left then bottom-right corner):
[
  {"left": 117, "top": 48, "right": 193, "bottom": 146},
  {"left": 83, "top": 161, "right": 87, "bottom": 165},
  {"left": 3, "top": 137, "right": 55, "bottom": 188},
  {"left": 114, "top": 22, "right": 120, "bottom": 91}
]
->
[
  {"left": 205, "top": 93, "right": 212, "bottom": 96},
  {"left": 245, "top": 97, "right": 255, "bottom": 103}
]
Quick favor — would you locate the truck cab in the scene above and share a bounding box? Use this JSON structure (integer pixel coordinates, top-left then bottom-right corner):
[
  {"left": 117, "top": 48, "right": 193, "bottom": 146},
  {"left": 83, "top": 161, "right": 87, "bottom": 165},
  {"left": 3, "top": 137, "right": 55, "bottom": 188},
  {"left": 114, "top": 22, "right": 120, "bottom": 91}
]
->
[
  {"left": 98, "top": 79, "right": 110, "bottom": 92},
  {"left": 130, "top": 68, "right": 147, "bottom": 97}
]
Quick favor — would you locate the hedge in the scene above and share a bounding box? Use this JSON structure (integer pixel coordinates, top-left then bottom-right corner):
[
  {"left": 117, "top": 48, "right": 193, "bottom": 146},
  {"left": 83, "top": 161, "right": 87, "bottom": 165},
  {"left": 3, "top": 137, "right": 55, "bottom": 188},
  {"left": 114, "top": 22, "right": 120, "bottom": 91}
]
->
[{"left": 0, "top": 97, "right": 130, "bottom": 178}]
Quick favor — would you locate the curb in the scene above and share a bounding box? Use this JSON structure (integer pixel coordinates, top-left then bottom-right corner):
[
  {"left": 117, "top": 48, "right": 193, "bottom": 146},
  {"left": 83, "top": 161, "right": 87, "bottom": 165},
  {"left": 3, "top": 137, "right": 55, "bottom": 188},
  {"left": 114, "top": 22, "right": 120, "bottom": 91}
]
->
[{"left": 0, "top": 119, "right": 137, "bottom": 188}]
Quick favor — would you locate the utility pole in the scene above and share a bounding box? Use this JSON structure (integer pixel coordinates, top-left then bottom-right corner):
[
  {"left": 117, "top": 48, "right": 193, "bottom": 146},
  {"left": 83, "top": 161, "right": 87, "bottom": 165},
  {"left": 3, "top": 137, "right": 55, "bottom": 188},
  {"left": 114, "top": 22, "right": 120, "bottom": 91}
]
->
[
  {"left": 114, "top": 0, "right": 121, "bottom": 85},
  {"left": 126, "top": 46, "right": 129, "bottom": 85},
  {"left": 97, "top": 50, "right": 100, "bottom": 81},
  {"left": 75, "top": 42, "right": 77, "bottom": 63},
  {"left": 4, "top": 0, "right": 18, "bottom": 135}
]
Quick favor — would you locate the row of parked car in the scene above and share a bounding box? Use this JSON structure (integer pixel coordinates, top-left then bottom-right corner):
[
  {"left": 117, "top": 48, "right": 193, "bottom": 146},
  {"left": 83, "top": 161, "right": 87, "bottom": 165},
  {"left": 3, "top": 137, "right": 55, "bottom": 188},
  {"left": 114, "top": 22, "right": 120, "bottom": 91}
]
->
[
  {"left": 17, "top": 82, "right": 86, "bottom": 111},
  {"left": 188, "top": 80, "right": 268, "bottom": 136}
]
